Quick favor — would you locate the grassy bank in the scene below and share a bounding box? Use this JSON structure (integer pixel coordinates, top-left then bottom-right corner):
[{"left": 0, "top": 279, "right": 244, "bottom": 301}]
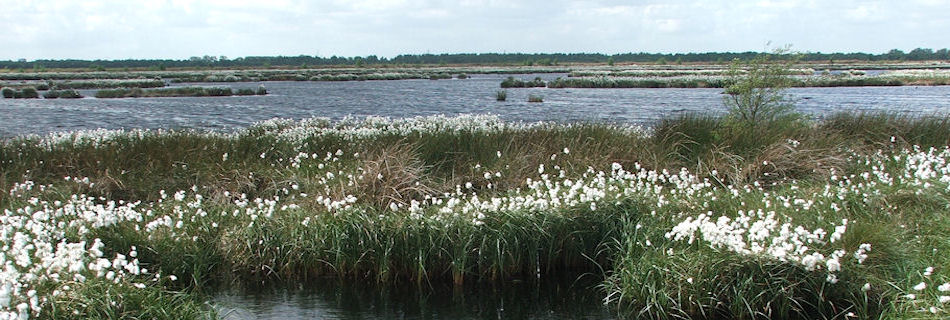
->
[
  {"left": 1, "top": 112, "right": 949, "bottom": 318},
  {"left": 94, "top": 86, "right": 264, "bottom": 98},
  {"left": 48, "top": 79, "right": 166, "bottom": 89}
]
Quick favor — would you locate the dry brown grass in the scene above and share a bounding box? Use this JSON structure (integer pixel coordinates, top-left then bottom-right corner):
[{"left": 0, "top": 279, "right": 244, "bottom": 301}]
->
[{"left": 354, "top": 141, "right": 437, "bottom": 209}]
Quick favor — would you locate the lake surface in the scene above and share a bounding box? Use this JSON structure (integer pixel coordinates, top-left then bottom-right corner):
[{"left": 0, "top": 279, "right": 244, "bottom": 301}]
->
[
  {"left": 2, "top": 73, "right": 950, "bottom": 137},
  {"left": 214, "top": 276, "right": 617, "bottom": 320}
]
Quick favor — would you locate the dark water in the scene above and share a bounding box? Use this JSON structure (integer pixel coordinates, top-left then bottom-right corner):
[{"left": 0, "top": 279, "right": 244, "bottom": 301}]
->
[
  {"left": 214, "top": 276, "right": 617, "bottom": 320},
  {"left": 2, "top": 74, "right": 950, "bottom": 137}
]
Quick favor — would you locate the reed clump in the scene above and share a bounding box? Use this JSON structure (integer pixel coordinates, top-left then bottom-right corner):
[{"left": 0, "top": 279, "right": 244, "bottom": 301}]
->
[
  {"left": 495, "top": 89, "right": 507, "bottom": 101},
  {"left": 1, "top": 86, "right": 40, "bottom": 98}
]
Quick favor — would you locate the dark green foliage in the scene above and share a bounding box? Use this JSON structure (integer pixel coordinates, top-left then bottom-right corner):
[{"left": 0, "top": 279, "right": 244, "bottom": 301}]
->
[
  {"left": 0, "top": 48, "right": 948, "bottom": 70},
  {"left": 500, "top": 76, "right": 546, "bottom": 88},
  {"left": 19, "top": 87, "right": 39, "bottom": 98},
  {"left": 235, "top": 88, "right": 256, "bottom": 96},
  {"left": 43, "top": 89, "right": 83, "bottom": 99},
  {"left": 527, "top": 94, "right": 543, "bottom": 103},
  {"left": 2, "top": 86, "right": 41, "bottom": 98},
  {"left": 95, "top": 86, "right": 234, "bottom": 98}
]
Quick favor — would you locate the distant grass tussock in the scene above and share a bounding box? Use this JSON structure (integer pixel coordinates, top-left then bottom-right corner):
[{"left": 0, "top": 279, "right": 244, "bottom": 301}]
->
[
  {"left": 42, "top": 89, "right": 83, "bottom": 99},
  {"left": 495, "top": 89, "right": 507, "bottom": 101},
  {"left": 500, "top": 76, "right": 546, "bottom": 88},
  {"left": 0, "top": 86, "right": 39, "bottom": 98}
]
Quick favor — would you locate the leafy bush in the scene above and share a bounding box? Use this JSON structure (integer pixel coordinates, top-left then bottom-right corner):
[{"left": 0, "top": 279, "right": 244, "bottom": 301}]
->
[
  {"left": 721, "top": 53, "right": 804, "bottom": 151},
  {"left": 528, "top": 94, "right": 543, "bottom": 103},
  {"left": 0, "top": 87, "right": 13, "bottom": 98},
  {"left": 722, "top": 54, "right": 798, "bottom": 129}
]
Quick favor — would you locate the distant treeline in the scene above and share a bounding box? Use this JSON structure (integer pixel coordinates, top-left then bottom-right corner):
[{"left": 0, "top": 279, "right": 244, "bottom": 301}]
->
[{"left": 3, "top": 48, "right": 949, "bottom": 70}]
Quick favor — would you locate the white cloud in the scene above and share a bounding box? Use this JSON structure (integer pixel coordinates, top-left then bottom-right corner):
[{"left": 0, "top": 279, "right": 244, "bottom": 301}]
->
[{"left": 0, "top": 0, "right": 946, "bottom": 60}]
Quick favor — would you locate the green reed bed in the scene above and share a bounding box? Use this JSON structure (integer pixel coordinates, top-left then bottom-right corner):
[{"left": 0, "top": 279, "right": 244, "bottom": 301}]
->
[
  {"left": 548, "top": 76, "right": 731, "bottom": 88},
  {"left": 93, "top": 86, "right": 263, "bottom": 98},
  {"left": 500, "top": 76, "right": 547, "bottom": 88},
  {"left": 1, "top": 113, "right": 950, "bottom": 319},
  {"left": 42, "top": 89, "right": 83, "bottom": 99},
  {"left": 510, "top": 73, "right": 950, "bottom": 89}
]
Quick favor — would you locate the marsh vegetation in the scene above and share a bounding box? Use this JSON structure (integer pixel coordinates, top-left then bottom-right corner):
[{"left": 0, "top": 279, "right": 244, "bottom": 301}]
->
[
  {"left": 2, "top": 109, "right": 950, "bottom": 318},
  {"left": 93, "top": 86, "right": 266, "bottom": 98},
  {"left": 2, "top": 56, "right": 950, "bottom": 319}
]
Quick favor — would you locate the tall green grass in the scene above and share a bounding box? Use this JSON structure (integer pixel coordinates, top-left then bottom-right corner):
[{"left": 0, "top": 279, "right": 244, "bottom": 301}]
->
[{"left": 2, "top": 112, "right": 949, "bottom": 318}]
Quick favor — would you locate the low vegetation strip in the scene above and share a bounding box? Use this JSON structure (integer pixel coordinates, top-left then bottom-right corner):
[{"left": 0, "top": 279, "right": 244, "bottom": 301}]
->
[
  {"left": 507, "top": 72, "right": 950, "bottom": 89},
  {"left": 48, "top": 79, "right": 166, "bottom": 89},
  {"left": 93, "top": 86, "right": 265, "bottom": 98},
  {"left": 1, "top": 111, "right": 949, "bottom": 319}
]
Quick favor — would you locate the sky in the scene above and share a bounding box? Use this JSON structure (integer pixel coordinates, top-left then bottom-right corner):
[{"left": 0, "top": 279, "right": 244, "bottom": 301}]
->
[{"left": 1, "top": 0, "right": 947, "bottom": 60}]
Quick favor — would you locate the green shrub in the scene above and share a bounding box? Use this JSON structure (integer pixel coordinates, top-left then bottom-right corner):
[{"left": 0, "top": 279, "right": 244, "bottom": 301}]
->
[
  {"left": 721, "top": 53, "right": 804, "bottom": 151},
  {"left": 256, "top": 85, "right": 267, "bottom": 95},
  {"left": 528, "top": 94, "right": 543, "bottom": 103},
  {"left": 0, "top": 87, "right": 13, "bottom": 98}
]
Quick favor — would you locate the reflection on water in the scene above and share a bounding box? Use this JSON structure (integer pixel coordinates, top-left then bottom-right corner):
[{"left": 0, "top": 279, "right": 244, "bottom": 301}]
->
[
  {"left": 2, "top": 74, "right": 950, "bottom": 137},
  {"left": 214, "top": 275, "right": 617, "bottom": 320}
]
